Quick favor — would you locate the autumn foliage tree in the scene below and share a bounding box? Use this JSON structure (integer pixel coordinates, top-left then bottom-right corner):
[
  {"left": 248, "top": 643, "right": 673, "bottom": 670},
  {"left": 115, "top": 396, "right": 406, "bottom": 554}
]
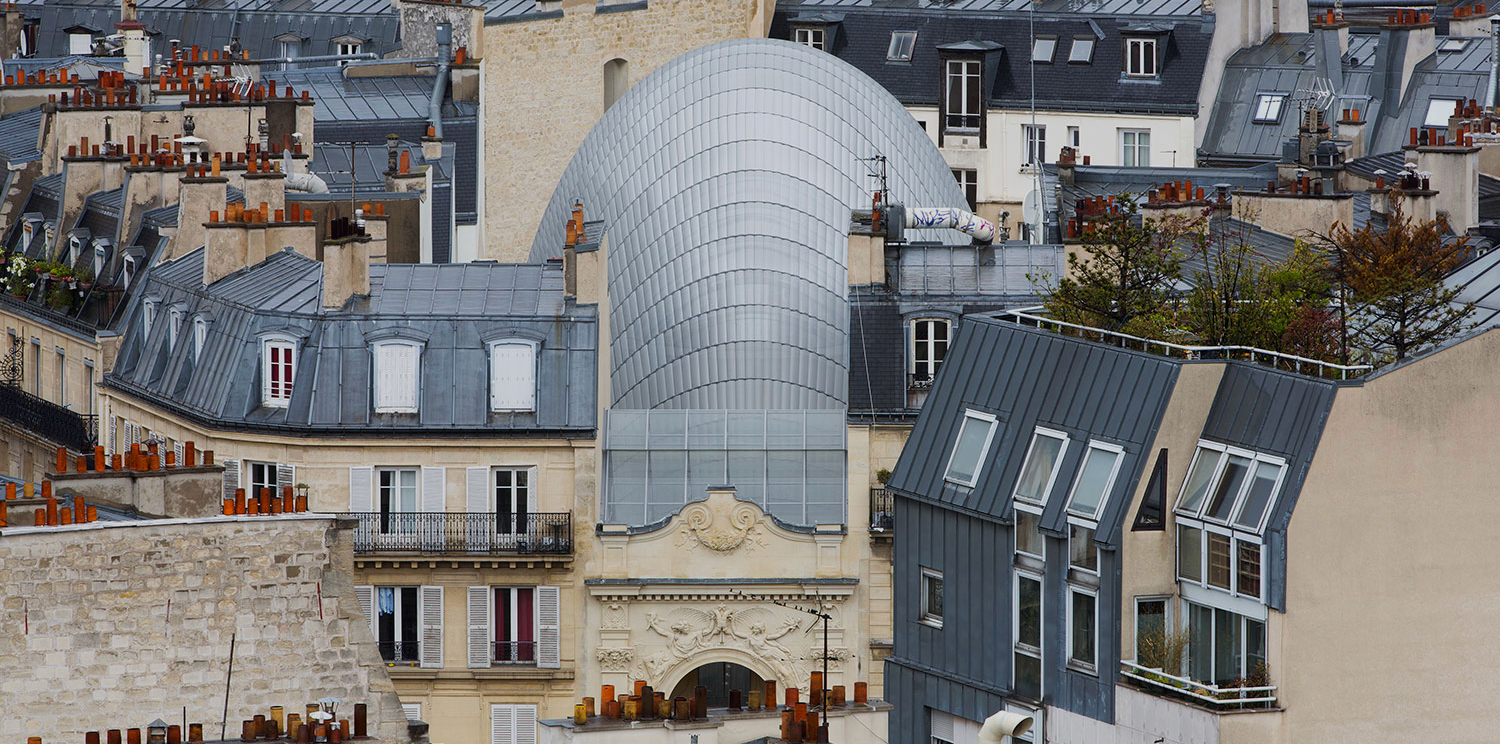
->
[
  {"left": 1319, "top": 194, "right": 1475, "bottom": 363},
  {"left": 1041, "top": 198, "right": 1189, "bottom": 336}
]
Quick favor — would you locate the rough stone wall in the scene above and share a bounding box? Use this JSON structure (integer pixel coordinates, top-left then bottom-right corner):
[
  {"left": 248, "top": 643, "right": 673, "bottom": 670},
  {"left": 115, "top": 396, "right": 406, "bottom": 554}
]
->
[
  {"left": 0, "top": 516, "right": 409, "bottom": 743},
  {"left": 481, "top": 0, "right": 770, "bottom": 260}
]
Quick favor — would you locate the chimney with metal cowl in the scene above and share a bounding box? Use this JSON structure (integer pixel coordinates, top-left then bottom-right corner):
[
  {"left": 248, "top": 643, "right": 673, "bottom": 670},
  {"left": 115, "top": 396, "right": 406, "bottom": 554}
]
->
[{"left": 321, "top": 216, "right": 371, "bottom": 310}]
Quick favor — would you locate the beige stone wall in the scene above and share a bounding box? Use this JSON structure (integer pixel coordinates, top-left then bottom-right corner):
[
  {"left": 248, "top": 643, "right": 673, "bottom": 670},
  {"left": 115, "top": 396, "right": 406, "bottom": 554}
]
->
[
  {"left": 1276, "top": 329, "right": 1500, "bottom": 744},
  {"left": 0, "top": 516, "right": 409, "bottom": 742},
  {"left": 0, "top": 308, "right": 105, "bottom": 480},
  {"left": 480, "top": 0, "right": 770, "bottom": 259},
  {"left": 847, "top": 423, "right": 910, "bottom": 696}
]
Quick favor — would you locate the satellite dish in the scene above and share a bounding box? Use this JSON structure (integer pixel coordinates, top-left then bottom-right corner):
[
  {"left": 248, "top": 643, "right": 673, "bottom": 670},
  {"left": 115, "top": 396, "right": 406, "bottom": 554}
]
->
[{"left": 1022, "top": 190, "right": 1041, "bottom": 226}]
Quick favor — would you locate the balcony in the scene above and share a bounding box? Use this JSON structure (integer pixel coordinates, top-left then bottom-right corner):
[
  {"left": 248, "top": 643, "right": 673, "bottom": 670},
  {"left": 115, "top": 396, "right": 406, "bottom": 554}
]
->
[
  {"left": 870, "top": 487, "right": 894, "bottom": 534},
  {"left": 1120, "top": 660, "right": 1277, "bottom": 711},
  {"left": 349, "top": 512, "right": 572, "bottom": 555},
  {"left": 0, "top": 382, "right": 98, "bottom": 452},
  {"left": 493, "top": 640, "right": 536, "bottom": 665},
  {"left": 906, "top": 373, "right": 934, "bottom": 409}
]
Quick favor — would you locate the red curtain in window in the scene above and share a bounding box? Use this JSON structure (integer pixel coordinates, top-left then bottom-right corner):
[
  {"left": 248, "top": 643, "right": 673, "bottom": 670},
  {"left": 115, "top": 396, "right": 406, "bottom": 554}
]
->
[{"left": 517, "top": 588, "right": 534, "bottom": 661}]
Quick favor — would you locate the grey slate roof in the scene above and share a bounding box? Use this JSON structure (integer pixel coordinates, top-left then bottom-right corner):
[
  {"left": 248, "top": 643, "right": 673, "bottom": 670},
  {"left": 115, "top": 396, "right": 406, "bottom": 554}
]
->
[
  {"left": 17, "top": 0, "right": 402, "bottom": 61},
  {"left": 788, "top": 0, "right": 1202, "bottom": 17},
  {"left": 529, "top": 38, "right": 970, "bottom": 411},
  {"left": 772, "top": 3, "right": 1211, "bottom": 114},
  {"left": 0, "top": 106, "right": 45, "bottom": 164},
  {"left": 277, "top": 69, "right": 479, "bottom": 123},
  {"left": 106, "top": 248, "right": 598, "bottom": 434}
]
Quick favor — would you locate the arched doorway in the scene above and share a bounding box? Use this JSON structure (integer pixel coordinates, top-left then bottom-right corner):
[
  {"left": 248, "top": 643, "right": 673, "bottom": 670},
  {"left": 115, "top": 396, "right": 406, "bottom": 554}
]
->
[{"left": 669, "top": 661, "right": 766, "bottom": 709}]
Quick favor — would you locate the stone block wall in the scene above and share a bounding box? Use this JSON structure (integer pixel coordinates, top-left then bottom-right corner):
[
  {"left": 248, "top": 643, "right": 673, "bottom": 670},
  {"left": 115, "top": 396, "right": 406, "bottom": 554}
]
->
[
  {"left": 481, "top": 0, "right": 772, "bottom": 260},
  {"left": 0, "top": 516, "right": 409, "bottom": 742}
]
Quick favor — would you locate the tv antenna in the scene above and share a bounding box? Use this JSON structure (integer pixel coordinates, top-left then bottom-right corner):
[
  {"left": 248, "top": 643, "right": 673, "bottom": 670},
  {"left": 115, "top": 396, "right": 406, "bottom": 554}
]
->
[{"left": 729, "top": 589, "right": 834, "bottom": 731}]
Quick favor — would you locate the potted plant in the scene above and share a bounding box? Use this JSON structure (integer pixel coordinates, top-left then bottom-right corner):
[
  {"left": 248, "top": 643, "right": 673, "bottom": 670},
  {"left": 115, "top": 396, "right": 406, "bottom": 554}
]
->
[{"left": 876, "top": 468, "right": 892, "bottom": 486}]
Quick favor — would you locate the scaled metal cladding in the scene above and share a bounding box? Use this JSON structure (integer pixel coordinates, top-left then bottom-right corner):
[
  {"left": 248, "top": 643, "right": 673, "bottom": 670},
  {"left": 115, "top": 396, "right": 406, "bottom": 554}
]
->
[{"left": 530, "top": 38, "right": 968, "bottom": 411}]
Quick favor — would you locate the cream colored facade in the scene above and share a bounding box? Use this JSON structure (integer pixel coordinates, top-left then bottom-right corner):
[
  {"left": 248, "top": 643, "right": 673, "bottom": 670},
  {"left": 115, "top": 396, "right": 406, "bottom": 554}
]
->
[
  {"left": 478, "top": 0, "right": 774, "bottom": 260},
  {"left": 0, "top": 312, "right": 115, "bottom": 482}
]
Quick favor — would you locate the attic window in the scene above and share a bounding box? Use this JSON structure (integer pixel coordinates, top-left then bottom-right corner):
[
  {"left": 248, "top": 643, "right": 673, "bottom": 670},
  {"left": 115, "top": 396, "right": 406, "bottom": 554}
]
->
[
  {"left": 1068, "top": 37, "right": 1095, "bottom": 63},
  {"left": 795, "top": 27, "right": 826, "bottom": 50},
  {"left": 1253, "top": 93, "right": 1286, "bottom": 124},
  {"left": 1032, "top": 37, "right": 1056, "bottom": 63},
  {"left": 1425, "top": 98, "right": 1460, "bottom": 128},
  {"left": 1125, "top": 37, "right": 1157, "bottom": 77},
  {"left": 888, "top": 31, "right": 917, "bottom": 62},
  {"left": 262, "top": 337, "right": 297, "bottom": 407},
  {"left": 1438, "top": 38, "right": 1467, "bottom": 53},
  {"left": 68, "top": 30, "right": 94, "bottom": 56},
  {"left": 373, "top": 341, "right": 421, "bottom": 413},
  {"left": 489, "top": 340, "right": 538, "bottom": 412}
]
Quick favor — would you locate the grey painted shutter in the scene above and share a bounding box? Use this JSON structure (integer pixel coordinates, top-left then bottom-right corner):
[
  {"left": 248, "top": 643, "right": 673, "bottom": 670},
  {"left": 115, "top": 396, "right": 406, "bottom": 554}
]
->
[
  {"left": 355, "top": 585, "right": 375, "bottom": 637},
  {"left": 419, "top": 585, "right": 443, "bottom": 669},
  {"left": 468, "top": 586, "right": 491, "bottom": 668},
  {"left": 536, "top": 585, "right": 560, "bottom": 669},
  {"left": 349, "top": 467, "right": 373, "bottom": 512},
  {"left": 490, "top": 705, "right": 512, "bottom": 744},
  {"left": 514, "top": 705, "right": 537, "bottom": 744},
  {"left": 466, "top": 467, "right": 491, "bottom": 552},
  {"left": 221, "top": 458, "right": 240, "bottom": 502}
]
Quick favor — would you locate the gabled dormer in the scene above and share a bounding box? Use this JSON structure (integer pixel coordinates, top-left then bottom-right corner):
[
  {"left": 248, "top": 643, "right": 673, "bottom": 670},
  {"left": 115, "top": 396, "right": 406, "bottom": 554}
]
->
[
  {"left": 1119, "top": 22, "right": 1172, "bottom": 80},
  {"left": 788, "top": 11, "right": 843, "bottom": 52},
  {"left": 935, "top": 40, "right": 1003, "bottom": 149}
]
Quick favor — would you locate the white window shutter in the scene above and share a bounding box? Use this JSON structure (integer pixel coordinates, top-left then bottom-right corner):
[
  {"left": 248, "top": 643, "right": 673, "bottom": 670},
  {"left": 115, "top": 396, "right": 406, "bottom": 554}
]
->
[
  {"left": 526, "top": 466, "right": 539, "bottom": 514},
  {"left": 400, "top": 344, "right": 419, "bottom": 409},
  {"left": 469, "top": 586, "right": 492, "bottom": 668},
  {"left": 108, "top": 416, "right": 117, "bottom": 453},
  {"left": 401, "top": 704, "right": 421, "bottom": 722},
  {"left": 349, "top": 467, "right": 373, "bottom": 512},
  {"left": 514, "top": 705, "right": 537, "bottom": 744},
  {"left": 419, "top": 585, "right": 443, "bottom": 669},
  {"left": 222, "top": 458, "right": 240, "bottom": 502},
  {"left": 355, "top": 585, "right": 375, "bottom": 638},
  {"left": 466, "top": 466, "right": 491, "bottom": 552},
  {"left": 277, "top": 464, "right": 295, "bottom": 493},
  {"left": 174, "top": 441, "right": 185, "bottom": 467},
  {"left": 489, "top": 343, "right": 536, "bottom": 411},
  {"left": 536, "top": 585, "right": 560, "bottom": 669},
  {"left": 490, "top": 705, "right": 512, "bottom": 744},
  {"left": 421, "top": 466, "right": 446, "bottom": 512}
]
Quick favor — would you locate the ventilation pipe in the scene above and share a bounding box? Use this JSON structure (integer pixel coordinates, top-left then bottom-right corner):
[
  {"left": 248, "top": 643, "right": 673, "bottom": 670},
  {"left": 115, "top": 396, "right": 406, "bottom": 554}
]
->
[
  {"left": 282, "top": 150, "right": 329, "bottom": 193},
  {"left": 906, "top": 207, "right": 999, "bottom": 243},
  {"left": 428, "top": 24, "right": 452, "bottom": 140},
  {"left": 1490, "top": 15, "right": 1500, "bottom": 109}
]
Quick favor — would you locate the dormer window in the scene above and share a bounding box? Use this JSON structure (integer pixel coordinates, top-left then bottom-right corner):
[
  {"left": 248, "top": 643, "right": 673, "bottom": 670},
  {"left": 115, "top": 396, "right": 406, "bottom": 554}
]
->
[
  {"left": 122, "top": 254, "right": 137, "bottom": 286},
  {"left": 275, "top": 33, "right": 305, "bottom": 71},
  {"left": 66, "top": 26, "right": 96, "bottom": 56},
  {"left": 373, "top": 341, "right": 421, "bottom": 413},
  {"left": 142, "top": 299, "right": 157, "bottom": 336},
  {"left": 1424, "top": 98, "right": 1459, "bottom": 128},
  {"left": 1125, "top": 38, "right": 1158, "bottom": 77},
  {"left": 167, "top": 307, "right": 183, "bottom": 351},
  {"left": 888, "top": 31, "right": 917, "bottom": 62},
  {"left": 1068, "top": 37, "right": 1095, "bottom": 64},
  {"left": 334, "top": 35, "right": 365, "bottom": 66},
  {"left": 261, "top": 337, "right": 297, "bottom": 407},
  {"left": 489, "top": 340, "right": 537, "bottom": 412},
  {"left": 1032, "top": 37, "right": 1056, "bottom": 63},
  {"left": 944, "top": 59, "right": 982, "bottom": 132},
  {"left": 193, "top": 316, "right": 208, "bottom": 361},
  {"left": 794, "top": 27, "right": 825, "bottom": 50}
]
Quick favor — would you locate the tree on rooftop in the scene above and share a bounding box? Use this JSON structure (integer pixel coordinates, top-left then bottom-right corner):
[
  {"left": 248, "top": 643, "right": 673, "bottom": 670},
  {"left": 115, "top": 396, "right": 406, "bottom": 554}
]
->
[
  {"left": 1317, "top": 193, "right": 1475, "bottom": 364},
  {"left": 1040, "top": 197, "right": 1188, "bottom": 336}
]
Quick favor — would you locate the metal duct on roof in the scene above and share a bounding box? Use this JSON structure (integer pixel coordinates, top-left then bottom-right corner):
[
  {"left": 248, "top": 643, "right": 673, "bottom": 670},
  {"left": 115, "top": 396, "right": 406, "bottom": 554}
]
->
[{"left": 530, "top": 39, "right": 967, "bottom": 411}]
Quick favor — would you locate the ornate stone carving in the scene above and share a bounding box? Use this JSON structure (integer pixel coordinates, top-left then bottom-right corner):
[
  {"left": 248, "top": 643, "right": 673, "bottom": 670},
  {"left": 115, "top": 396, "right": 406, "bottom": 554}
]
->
[
  {"left": 596, "top": 647, "right": 634, "bottom": 671},
  {"left": 674, "top": 491, "right": 767, "bottom": 553},
  {"left": 602, "top": 602, "right": 628, "bottom": 630},
  {"left": 634, "top": 604, "right": 807, "bottom": 688}
]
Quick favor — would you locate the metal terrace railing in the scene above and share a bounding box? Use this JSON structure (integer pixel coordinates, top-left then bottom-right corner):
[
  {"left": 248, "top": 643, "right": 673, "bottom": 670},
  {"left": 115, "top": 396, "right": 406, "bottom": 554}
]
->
[
  {"left": 869, "top": 487, "right": 894, "bottom": 533},
  {"left": 1121, "top": 660, "right": 1277, "bottom": 710},
  {"left": 493, "top": 641, "right": 536, "bottom": 665},
  {"left": 998, "top": 308, "right": 1374, "bottom": 380},
  {"left": 0, "top": 382, "right": 98, "bottom": 452},
  {"left": 349, "top": 512, "right": 573, "bottom": 555}
]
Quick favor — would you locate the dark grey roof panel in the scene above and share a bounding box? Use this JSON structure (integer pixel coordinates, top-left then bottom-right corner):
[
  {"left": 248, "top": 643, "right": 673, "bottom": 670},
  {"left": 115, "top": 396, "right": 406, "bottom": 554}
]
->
[
  {"left": 0, "top": 106, "right": 45, "bottom": 163},
  {"left": 276, "top": 70, "right": 478, "bottom": 122},
  {"left": 785, "top": 0, "right": 1202, "bottom": 17}
]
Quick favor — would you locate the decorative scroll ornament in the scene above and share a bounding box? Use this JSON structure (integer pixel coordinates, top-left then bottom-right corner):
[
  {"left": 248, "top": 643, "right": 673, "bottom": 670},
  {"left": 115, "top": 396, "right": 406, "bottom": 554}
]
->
[
  {"left": 635, "top": 604, "right": 807, "bottom": 688},
  {"left": 675, "top": 491, "right": 766, "bottom": 553},
  {"left": 596, "top": 647, "right": 635, "bottom": 670},
  {"left": 602, "top": 602, "right": 629, "bottom": 630}
]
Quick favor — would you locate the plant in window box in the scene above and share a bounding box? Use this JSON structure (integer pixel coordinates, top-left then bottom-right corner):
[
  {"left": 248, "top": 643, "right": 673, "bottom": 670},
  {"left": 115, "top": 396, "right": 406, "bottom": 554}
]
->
[
  {"left": 876, "top": 468, "right": 892, "bottom": 485},
  {"left": 45, "top": 284, "right": 76, "bottom": 312}
]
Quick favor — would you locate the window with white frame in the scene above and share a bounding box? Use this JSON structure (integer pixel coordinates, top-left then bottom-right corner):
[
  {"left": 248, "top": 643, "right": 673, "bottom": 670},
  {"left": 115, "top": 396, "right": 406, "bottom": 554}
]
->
[
  {"left": 1125, "top": 38, "right": 1157, "bottom": 77},
  {"left": 1067, "top": 586, "right": 1097, "bottom": 670},
  {"left": 279, "top": 38, "right": 302, "bottom": 71},
  {"left": 168, "top": 308, "right": 182, "bottom": 351},
  {"left": 68, "top": 30, "right": 94, "bottom": 56},
  {"left": 122, "top": 254, "right": 137, "bottom": 286},
  {"left": 1068, "top": 523, "right": 1098, "bottom": 573},
  {"left": 943, "top": 409, "right": 998, "bottom": 487},
  {"left": 1013, "top": 571, "right": 1043, "bottom": 700},
  {"left": 492, "top": 586, "right": 538, "bottom": 663},
  {"left": 377, "top": 467, "right": 419, "bottom": 534},
  {"left": 1064, "top": 442, "right": 1124, "bottom": 520},
  {"left": 374, "top": 585, "right": 420, "bottom": 663},
  {"left": 261, "top": 338, "right": 296, "bottom": 407},
  {"left": 920, "top": 567, "right": 944, "bottom": 628},
  {"left": 794, "top": 27, "right": 825, "bottom": 50},
  {"left": 1032, "top": 37, "right": 1056, "bottom": 63},
  {"left": 1013, "top": 428, "right": 1068, "bottom": 505},
  {"left": 247, "top": 461, "right": 277, "bottom": 501},
  {"left": 1186, "top": 602, "right": 1266, "bottom": 687},
  {"left": 489, "top": 340, "right": 537, "bottom": 412},
  {"left": 1175, "top": 443, "right": 1284, "bottom": 602},
  {"left": 142, "top": 299, "right": 157, "bottom": 336},
  {"left": 493, "top": 467, "right": 530, "bottom": 535},
  {"left": 193, "top": 317, "right": 207, "bottom": 361},
  {"left": 1068, "top": 36, "right": 1095, "bottom": 63},
  {"left": 338, "top": 41, "right": 362, "bottom": 60},
  {"left": 84, "top": 359, "right": 95, "bottom": 416},
  {"left": 1253, "top": 93, "right": 1286, "bottom": 124},
  {"left": 911, "top": 318, "right": 951, "bottom": 385},
  {"left": 1134, "top": 596, "right": 1170, "bottom": 667},
  {"left": 944, "top": 59, "right": 982, "bottom": 132},
  {"left": 1022, "top": 124, "right": 1046, "bottom": 166},
  {"left": 888, "top": 30, "right": 917, "bottom": 61},
  {"left": 1067, "top": 126, "right": 1080, "bottom": 149},
  {"left": 470, "top": 586, "right": 560, "bottom": 670},
  {"left": 93, "top": 242, "right": 106, "bottom": 278},
  {"left": 951, "top": 169, "right": 978, "bottom": 211},
  {"left": 1120, "top": 129, "right": 1151, "bottom": 167},
  {"left": 1014, "top": 508, "right": 1044, "bottom": 558},
  {"left": 55, "top": 349, "right": 65, "bottom": 407},
  {"left": 373, "top": 341, "right": 421, "bottom": 413}
]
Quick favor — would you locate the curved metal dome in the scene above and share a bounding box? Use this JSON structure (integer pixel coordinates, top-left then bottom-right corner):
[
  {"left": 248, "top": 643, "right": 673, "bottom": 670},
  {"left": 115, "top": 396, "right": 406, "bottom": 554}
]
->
[{"left": 531, "top": 38, "right": 967, "bottom": 410}]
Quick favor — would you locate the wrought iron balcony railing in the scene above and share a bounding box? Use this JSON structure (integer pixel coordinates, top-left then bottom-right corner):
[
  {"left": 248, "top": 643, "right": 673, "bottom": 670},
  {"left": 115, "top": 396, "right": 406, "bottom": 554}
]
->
[
  {"left": 0, "top": 382, "right": 97, "bottom": 452},
  {"left": 349, "top": 512, "right": 572, "bottom": 555},
  {"left": 378, "top": 641, "right": 421, "bottom": 664},
  {"left": 493, "top": 641, "right": 536, "bottom": 665},
  {"left": 870, "top": 487, "right": 894, "bottom": 533}
]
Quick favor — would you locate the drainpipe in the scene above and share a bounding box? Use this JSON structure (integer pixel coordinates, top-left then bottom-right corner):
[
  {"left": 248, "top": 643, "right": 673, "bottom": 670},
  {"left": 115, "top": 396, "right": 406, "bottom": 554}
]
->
[
  {"left": 1489, "top": 15, "right": 1500, "bottom": 109},
  {"left": 428, "top": 24, "right": 452, "bottom": 140}
]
